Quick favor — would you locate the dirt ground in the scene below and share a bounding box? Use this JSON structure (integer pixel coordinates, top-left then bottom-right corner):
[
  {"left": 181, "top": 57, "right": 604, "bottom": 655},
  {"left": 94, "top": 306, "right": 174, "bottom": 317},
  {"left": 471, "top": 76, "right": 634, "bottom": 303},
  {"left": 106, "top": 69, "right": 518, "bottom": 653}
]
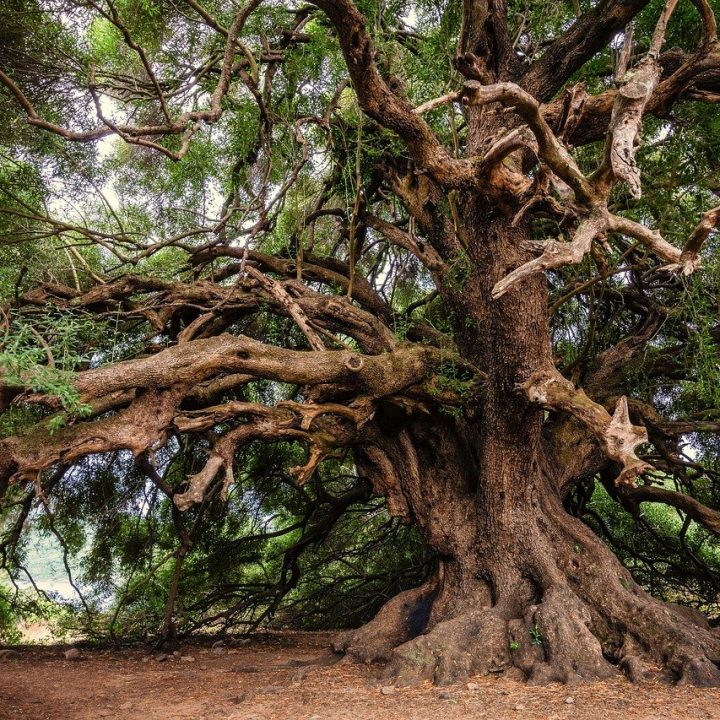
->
[{"left": 1, "top": 632, "right": 719, "bottom": 720}]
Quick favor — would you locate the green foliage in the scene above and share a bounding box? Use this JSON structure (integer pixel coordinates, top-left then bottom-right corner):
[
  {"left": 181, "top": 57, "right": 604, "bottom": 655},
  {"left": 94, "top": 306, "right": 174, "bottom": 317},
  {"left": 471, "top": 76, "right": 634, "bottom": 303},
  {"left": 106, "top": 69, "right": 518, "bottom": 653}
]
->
[
  {"left": 530, "top": 623, "right": 543, "bottom": 646},
  {"left": 0, "top": 585, "right": 21, "bottom": 644},
  {"left": 0, "top": 313, "right": 104, "bottom": 416},
  {"left": 585, "top": 482, "right": 720, "bottom": 611}
]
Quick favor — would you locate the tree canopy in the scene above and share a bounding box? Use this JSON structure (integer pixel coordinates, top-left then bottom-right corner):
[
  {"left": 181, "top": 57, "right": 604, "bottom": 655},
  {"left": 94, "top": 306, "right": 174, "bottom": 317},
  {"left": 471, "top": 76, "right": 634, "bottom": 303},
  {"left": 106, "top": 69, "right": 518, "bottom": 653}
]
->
[{"left": 1, "top": 0, "right": 720, "bottom": 686}]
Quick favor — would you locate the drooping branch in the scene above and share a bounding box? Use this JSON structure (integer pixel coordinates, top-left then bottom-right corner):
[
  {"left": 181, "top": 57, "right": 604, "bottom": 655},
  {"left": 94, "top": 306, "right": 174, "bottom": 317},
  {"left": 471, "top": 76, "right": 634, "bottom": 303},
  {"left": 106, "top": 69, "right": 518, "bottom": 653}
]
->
[
  {"left": 593, "top": 0, "right": 680, "bottom": 198},
  {"left": 0, "top": 387, "right": 184, "bottom": 488},
  {"left": 17, "top": 266, "right": 396, "bottom": 354},
  {"left": 243, "top": 266, "right": 326, "bottom": 351},
  {"left": 199, "top": 246, "right": 394, "bottom": 324}
]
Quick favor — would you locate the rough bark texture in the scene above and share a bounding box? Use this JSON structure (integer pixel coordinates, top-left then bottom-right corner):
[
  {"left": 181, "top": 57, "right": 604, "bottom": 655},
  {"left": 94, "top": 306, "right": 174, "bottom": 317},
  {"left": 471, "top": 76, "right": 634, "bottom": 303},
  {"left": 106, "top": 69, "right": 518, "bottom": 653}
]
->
[{"left": 336, "top": 209, "right": 720, "bottom": 687}]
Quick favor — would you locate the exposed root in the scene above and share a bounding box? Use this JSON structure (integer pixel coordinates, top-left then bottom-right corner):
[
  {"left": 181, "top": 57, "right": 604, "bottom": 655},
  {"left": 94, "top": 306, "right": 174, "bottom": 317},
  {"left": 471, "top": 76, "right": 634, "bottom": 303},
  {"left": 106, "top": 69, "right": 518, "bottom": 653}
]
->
[
  {"left": 333, "top": 494, "right": 720, "bottom": 688},
  {"left": 385, "top": 609, "right": 512, "bottom": 686},
  {"left": 375, "top": 582, "right": 618, "bottom": 686},
  {"left": 332, "top": 583, "right": 436, "bottom": 663},
  {"left": 524, "top": 586, "right": 615, "bottom": 684},
  {"left": 339, "top": 572, "right": 720, "bottom": 688},
  {"left": 618, "top": 654, "right": 657, "bottom": 683},
  {"left": 676, "top": 655, "right": 720, "bottom": 686},
  {"left": 619, "top": 642, "right": 720, "bottom": 686},
  {"left": 608, "top": 589, "right": 720, "bottom": 684}
]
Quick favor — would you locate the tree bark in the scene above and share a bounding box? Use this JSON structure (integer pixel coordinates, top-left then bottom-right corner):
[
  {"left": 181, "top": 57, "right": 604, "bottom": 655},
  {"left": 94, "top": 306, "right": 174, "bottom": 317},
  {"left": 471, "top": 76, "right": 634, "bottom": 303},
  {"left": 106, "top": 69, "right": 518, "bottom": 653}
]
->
[
  {"left": 4, "top": 0, "right": 720, "bottom": 689},
  {"left": 338, "top": 209, "right": 720, "bottom": 687}
]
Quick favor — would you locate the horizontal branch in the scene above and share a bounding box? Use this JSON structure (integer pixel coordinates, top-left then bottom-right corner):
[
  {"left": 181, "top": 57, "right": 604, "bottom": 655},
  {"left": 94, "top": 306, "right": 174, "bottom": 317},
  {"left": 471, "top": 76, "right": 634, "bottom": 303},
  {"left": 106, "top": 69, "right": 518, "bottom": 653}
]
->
[
  {"left": 18, "top": 266, "right": 396, "bottom": 354},
  {"left": 412, "top": 92, "right": 460, "bottom": 115},
  {"left": 52, "top": 335, "right": 444, "bottom": 403},
  {"left": 619, "top": 484, "right": 720, "bottom": 534}
]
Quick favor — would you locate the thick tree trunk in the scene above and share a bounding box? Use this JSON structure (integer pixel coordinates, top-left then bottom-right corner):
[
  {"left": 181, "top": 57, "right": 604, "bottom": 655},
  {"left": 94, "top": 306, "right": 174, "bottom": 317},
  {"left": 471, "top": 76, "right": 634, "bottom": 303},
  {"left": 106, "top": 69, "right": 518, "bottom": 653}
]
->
[{"left": 338, "top": 209, "right": 720, "bottom": 686}]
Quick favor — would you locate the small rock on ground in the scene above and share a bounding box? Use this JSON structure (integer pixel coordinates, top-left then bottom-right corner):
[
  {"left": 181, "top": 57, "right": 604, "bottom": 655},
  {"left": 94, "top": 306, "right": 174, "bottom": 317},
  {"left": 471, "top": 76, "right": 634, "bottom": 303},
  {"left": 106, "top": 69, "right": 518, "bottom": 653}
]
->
[
  {"left": 64, "top": 648, "right": 81, "bottom": 661},
  {"left": 289, "top": 667, "right": 309, "bottom": 683},
  {"left": 180, "top": 655, "right": 196, "bottom": 663},
  {"left": 439, "top": 691, "right": 458, "bottom": 701},
  {"left": 380, "top": 686, "right": 396, "bottom": 695},
  {"left": 226, "top": 694, "right": 248, "bottom": 704}
]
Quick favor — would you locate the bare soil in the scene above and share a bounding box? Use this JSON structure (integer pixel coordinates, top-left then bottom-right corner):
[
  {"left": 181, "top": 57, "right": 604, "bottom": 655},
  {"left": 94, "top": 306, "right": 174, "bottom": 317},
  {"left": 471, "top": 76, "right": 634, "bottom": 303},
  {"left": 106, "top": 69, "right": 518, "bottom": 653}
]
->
[{"left": 1, "top": 632, "right": 719, "bottom": 720}]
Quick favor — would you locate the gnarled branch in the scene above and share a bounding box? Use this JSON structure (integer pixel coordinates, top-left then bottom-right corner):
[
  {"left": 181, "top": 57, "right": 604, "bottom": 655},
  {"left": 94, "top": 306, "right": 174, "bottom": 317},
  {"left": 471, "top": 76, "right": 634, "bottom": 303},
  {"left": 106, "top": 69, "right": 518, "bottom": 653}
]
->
[{"left": 522, "top": 367, "right": 650, "bottom": 485}]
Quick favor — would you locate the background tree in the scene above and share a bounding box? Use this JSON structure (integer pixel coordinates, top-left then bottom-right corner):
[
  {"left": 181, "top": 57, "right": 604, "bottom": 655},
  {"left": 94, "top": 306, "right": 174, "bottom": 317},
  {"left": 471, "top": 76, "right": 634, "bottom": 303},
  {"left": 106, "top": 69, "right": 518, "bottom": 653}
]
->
[{"left": 2, "top": 0, "right": 720, "bottom": 686}]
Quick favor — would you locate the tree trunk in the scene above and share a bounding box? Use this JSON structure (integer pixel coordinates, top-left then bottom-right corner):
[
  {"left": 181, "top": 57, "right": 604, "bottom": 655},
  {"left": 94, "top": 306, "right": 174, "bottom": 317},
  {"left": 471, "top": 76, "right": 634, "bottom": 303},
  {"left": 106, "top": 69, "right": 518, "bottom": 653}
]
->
[{"left": 337, "top": 208, "right": 720, "bottom": 687}]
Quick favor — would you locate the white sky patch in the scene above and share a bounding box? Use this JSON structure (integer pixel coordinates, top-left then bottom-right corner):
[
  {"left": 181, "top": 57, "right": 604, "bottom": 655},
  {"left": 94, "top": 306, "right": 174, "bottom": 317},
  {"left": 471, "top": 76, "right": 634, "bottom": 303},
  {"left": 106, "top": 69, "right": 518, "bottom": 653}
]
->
[
  {"left": 651, "top": 122, "right": 672, "bottom": 143},
  {"left": 401, "top": 5, "right": 418, "bottom": 30},
  {"left": 94, "top": 94, "right": 123, "bottom": 211},
  {"left": 610, "top": 31, "right": 626, "bottom": 50}
]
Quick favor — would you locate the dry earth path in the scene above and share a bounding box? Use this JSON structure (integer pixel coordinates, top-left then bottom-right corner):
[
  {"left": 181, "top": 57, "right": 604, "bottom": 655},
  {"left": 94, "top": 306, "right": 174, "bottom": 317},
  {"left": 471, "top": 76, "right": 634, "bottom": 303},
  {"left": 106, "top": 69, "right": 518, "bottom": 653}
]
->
[{"left": 1, "top": 632, "right": 719, "bottom": 719}]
